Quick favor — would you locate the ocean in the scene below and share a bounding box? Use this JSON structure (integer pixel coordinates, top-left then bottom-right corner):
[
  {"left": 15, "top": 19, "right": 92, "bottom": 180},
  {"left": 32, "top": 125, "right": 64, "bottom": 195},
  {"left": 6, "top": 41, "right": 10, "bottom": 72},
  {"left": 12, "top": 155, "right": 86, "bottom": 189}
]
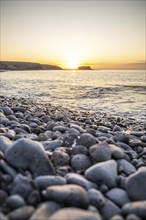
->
[{"left": 0, "top": 70, "right": 145, "bottom": 122}]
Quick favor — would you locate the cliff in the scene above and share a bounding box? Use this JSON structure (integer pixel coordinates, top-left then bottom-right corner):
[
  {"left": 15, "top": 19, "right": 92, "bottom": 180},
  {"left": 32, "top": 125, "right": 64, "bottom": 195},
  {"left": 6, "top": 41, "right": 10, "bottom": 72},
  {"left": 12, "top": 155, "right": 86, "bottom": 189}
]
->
[{"left": 0, "top": 61, "right": 62, "bottom": 71}]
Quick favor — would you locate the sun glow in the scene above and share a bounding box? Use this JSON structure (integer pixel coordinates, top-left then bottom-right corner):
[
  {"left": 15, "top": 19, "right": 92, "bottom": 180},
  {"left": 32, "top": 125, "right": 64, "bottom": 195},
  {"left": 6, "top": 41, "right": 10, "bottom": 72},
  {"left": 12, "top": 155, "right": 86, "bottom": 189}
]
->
[{"left": 68, "top": 60, "right": 79, "bottom": 69}]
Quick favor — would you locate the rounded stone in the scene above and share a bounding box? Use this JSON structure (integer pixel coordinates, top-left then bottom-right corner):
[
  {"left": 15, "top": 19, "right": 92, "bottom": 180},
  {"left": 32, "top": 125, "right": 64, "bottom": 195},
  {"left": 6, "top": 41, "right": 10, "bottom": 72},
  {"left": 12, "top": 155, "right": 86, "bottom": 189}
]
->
[
  {"left": 109, "top": 144, "right": 124, "bottom": 159},
  {"left": 34, "top": 175, "right": 66, "bottom": 189},
  {"left": 69, "top": 145, "right": 88, "bottom": 156},
  {"left": 8, "top": 205, "right": 35, "bottom": 220},
  {"left": 106, "top": 188, "right": 130, "bottom": 207},
  {"left": 88, "top": 188, "right": 106, "bottom": 208},
  {"left": 117, "top": 159, "right": 136, "bottom": 175},
  {"left": 89, "top": 142, "right": 111, "bottom": 162},
  {"left": 100, "top": 199, "right": 121, "bottom": 220},
  {"left": 122, "top": 201, "right": 146, "bottom": 219},
  {"left": 51, "top": 150, "right": 70, "bottom": 167},
  {"left": 0, "top": 136, "right": 12, "bottom": 154},
  {"left": 2, "top": 106, "right": 13, "bottom": 116},
  {"left": 126, "top": 166, "right": 146, "bottom": 201},
  {"left": 65, "top": 173, "right": 97, "bottom": 190},
  {"left": 6, "top": 195, "right": 26, "bottom": 210},
  {"left": 42, "top": 184, "right": 89, "bottom": 209},
  {"left": 76, "top": 133, "right": 97, "bottom": 148},
  {"left": 71, "top": 154, "right": 92, "bottom": 171},
  {"left": 49, "top": 208, "right": 102, "bottom": 220},
  {"left": 85, "top": 160, "right": 118, "bottom": 188},
  {"left": 5, "top": 138, "right": 55, "bottom": 177}
]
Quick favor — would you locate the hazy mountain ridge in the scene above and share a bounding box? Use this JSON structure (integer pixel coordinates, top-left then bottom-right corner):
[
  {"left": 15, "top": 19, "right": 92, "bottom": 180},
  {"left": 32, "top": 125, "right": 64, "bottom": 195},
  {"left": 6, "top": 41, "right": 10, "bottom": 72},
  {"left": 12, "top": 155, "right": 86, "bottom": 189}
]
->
[{"left": 0, "top": 61, "right": 62, "bottom": 71}]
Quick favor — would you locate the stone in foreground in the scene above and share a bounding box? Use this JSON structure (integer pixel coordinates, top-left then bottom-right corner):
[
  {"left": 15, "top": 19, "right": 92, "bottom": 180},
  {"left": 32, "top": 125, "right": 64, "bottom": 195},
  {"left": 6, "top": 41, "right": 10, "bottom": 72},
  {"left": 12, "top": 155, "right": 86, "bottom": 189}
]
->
[
  {"left": 5, "top": 138, "right": 55, "bottom": 177},
  {"left": 85, "top": 160, "right": 117, "bottom": 188}
]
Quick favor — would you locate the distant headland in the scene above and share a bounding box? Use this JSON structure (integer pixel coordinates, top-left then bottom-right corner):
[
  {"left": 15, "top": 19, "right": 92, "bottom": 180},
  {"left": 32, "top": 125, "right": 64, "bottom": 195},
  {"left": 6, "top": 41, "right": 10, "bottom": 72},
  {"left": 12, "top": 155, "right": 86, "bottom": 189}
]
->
[
  {"left": 78, "top": 66, "right": 93, "bottom": 70},
  {"left": 0, "top": 61, "right": 62, "bottom": 71}
]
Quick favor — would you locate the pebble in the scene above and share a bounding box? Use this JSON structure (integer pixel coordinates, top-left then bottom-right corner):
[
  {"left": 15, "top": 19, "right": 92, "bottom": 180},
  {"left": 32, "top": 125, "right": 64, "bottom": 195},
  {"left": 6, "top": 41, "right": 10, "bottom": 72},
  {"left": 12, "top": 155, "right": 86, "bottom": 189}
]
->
[
  {"left": 71, "top": 154, "right": 92, "bottom": 171},
  {"left": 2, "top": 106, "right": 13, "bottom": 115},
  {"left": 115, "top": 133, "right": 129, "bottom": 144},
  {"left": 43, "top": 140, "right": 63, "bottom": 151},
  {"left": 51, "top": 150, "right": 70, "bottom": 167},
  {"left": 122, "top": 201, "right": 146, "bottom": 219},
  {"left": 5, "top": 195, "right": 26, "bottom": 210},
  {"left": 29, "top": 201, "right": 61, "bottom": 220},
  {"left": 8, "top": 205, "right": 34, "bottom": 220},
  {"left": 69, "top": 145, "right": 88, "bottom": 155},
  {"left": 89, "top": 142, "right": 111, "bottom": 162},
  {"left": 5, "top": 138, "right": 55, "bottom": 177},
  {"left": 88, "top": 188, "right": 106, "bottom": 208},
  {"left": 49, "top": 207, "right": 102, "bottom": 220},
  {"left": 76, "top": 133, "right": 97, "bottom": 148},
  {"left": 42, "top": 184, "right": 89, "bottom": 209},
  {"left": 117, "top": 159, "right": 136, "bottom": 175},
  {"left": 99, "top": 199, "right": 121, "bottom": 219},
  {"left": 106, "top": 188, "right": 130, "bottom": 207},
  {"left": 85, "top": 160, "right": 118, "bottom": 188},
  {"left": 34, "top": 175, "right": 66, "bottom": 189},
  {"left": 126, "top": 166, "right": 146, "bottom": 201},
  {"left": 0, "top": 136, "right": 12, "bottom": 153},
  {"left": 0, "top": 212, "right": 9, "bottom": 220},
  {"left": 109, "top": 144, "right": 124, "bottom": 159},
  {"left": 65, "top": 173, "right": 97, "bottom": 190}
]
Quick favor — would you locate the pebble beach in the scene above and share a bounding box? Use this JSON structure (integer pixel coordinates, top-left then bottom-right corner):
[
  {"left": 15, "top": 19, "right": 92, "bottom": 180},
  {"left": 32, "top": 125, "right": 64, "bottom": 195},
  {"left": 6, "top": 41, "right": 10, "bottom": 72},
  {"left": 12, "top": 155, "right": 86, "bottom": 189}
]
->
[{"left": 0, "top": 95, "right": 146, "bottom": 220}]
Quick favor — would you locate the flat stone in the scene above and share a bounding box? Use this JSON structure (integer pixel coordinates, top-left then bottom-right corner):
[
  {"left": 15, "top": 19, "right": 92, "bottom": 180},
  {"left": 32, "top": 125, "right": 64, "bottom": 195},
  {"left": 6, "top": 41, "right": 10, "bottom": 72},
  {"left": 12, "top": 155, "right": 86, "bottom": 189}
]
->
[
  {"left": 65, "top": 173, "right": 97, "bottom": 190},
  {"left": 106, "top": 188, "right": 130, "bottom": 207},
  {"left": 42, "top": 184, "right": 88, "bottom": 209},
  {"left": 85, "top": 160, "right": 118, "bottom": 188},
  {"left": 126, "top": 167, "right": 146, "bottom": 201},
  {"left": 89, "top": 142, "right": 111, "bottom": 162},
  {"left": 34, "top": 176, "right": 66, "bottom": 189},
  {"left": 43, "top": 140, "right": 63, "bottom": 151},
  {"left": 122, "top": 201, "right": 146, "bottom": 219},
  {"left": 5, "top": 138, "right": 55, "bottom": 177},
  {"left": 49, "top": 208, "right": 102, "bottom": 220}
]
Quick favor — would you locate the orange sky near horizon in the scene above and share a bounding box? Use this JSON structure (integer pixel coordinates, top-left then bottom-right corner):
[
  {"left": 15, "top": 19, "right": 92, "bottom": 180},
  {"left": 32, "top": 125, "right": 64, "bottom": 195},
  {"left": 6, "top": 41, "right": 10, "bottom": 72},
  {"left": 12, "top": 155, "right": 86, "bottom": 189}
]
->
[{"left": 1, "top": 0, "right": 145, "bottom": 69}]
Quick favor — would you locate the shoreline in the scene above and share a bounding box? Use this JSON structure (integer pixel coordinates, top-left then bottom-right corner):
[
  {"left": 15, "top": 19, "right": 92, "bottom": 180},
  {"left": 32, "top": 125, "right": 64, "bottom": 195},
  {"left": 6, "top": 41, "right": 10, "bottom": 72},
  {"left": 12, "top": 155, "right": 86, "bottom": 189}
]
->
[{"left": 0, "top": 95, "right": 146, "bottom": 220}]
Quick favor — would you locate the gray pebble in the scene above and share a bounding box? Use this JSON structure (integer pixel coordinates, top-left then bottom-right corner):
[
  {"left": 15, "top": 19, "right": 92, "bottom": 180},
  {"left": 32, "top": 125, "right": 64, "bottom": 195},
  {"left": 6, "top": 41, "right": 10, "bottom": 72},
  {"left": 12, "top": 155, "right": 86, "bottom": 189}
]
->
[
  {"left": 126, "top": 214, "right": 142, "bottom": 220},
  {"left": 76, "top": 133, "right": 97, "bottom": 148},
  {"left": 2, "top": 106, "right": 13, "bottom": 116},
  {"left": 34, "top": 175, "right": 66, "bottom": 189},
  {"left": 115, "top": 133, "right": 129, "bottom": 144},
  {"left": 89, "top": 142, "right": 111, "bottom": 162},
  {"left": 85, "top": 160, "right": 118, "bottom": 188},
  {"left": 51, "top": 150, "right": 70, "bottom": 167},
  {"left": 42, "top": 184, "right": 89, "bottom": 209},
  {"left": 122, "top": 201, "right": 146, "bottom": 219},
  {"left": 6, "top": 195, "right": 26, "bottom": 210},
  {"left": 0, "top": 160, "right": 17, "bottom": 178},
  {"left": 0, "top": 136, "right": 12, "bottom": 154},
  {"left": 126, "top": 166, "right": 146, "bottom": 201},
  {"left": 69, "top": 145, "right": 88, "bottom": 155},
  {"left": 43, "top": 140, "right": 63, "bottom": 151},
  {"left": 106, "top": 188, "right": 130, "bottom": 207},
  {"left": 71, "top": 154, "right": 92, "bottom": 171},
  {"left": 5, "top": 138, "right": 55, "bottom": 177},
  {"left": 109, "top": 144, "right": 124, "bottom": 159},
  {"left": 0, "top": 212, "right": 9, "bottom": 220},
  {"left": 65, "top": 173, "right": 97, "bottom": 190},
  {"left": 88, "top": 188, "right": 106, "bottom": 208},
  {"left": 117, "top": 159, "right": 136, "bottom": 175},
  {"left": 29, "top": 201, "right": 61, "bottom": 220},
  {"left": 49, "top": 207, "right": 102, "bottom": 220},
  {"left": 8, "top": 205, "right": 34, "bottom": 220}
]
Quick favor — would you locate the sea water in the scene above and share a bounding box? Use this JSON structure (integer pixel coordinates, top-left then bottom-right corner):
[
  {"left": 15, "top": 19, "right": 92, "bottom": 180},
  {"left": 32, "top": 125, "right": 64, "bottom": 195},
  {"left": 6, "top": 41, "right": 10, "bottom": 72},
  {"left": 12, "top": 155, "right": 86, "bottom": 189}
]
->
[{"left": 0, "top": 70, "right": 145, "bottom": 121}]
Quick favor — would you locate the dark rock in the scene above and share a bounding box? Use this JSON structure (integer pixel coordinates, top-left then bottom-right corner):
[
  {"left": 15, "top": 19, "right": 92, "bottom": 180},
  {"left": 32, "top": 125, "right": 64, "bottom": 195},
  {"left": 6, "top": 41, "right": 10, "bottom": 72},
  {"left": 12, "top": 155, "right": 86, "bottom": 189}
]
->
[
  {"left": 42, "top": 184, "right": 88, "bottom": 209},
  {"left": 117, "top": 159, "right": 136, "bottom": 175},
  {"left": 69, "top": 145, "right": 88, "bottom": 155},
  {"left": 126, "top": 214, "right": 142, "bottom": 220},
  {"left": 51, "top": 150, "right": 70, "bottom": 167},
  {"left": 109, "top": 144, "right": 124, "bottom": 159},
  {"left": 5, "top": 138, "right": 55, "bottom": 177},
  {"left": 49, "top": 207, "right": 102, "bottom": 220},
  {"left": 6, "top": 195, "right": 26, "bottom": 210},
  {"left": 85, "top": 160, "right": 118, "bottom": 188},
  {"left": 71, "top": 154, "right": 91, "bottom": 171},
  {"left": 89, "top": 142, "right": 111, "bottom": 162},
  {"left": 126, "top": 167, "right": 146, "bottom": 201},
  {"left": 0, "top": 189, "right": 8, "bottom": 205},
  {"left": 0, "top": 160, "right": 17, "bottom": 178},
  {"left": 34, "top": 175, "right": 66, "bottom": 189},
  {"left": 0, "top": 212, "right": 9, "bottom": 220},
  {"left": 76, "top": 133, "right": 97, "bottom": 148},
  {"left": 115, "top": 133, "right": 129, "bottom": 144},
  {"left": 2, "top": 106, "right": 13, "bottom": 115},
  {"left": 8, "top": 205, "right": 34, "bottom": 220},
  {"left": 43, "top": 140, "right": 63, "bottom": 151}
]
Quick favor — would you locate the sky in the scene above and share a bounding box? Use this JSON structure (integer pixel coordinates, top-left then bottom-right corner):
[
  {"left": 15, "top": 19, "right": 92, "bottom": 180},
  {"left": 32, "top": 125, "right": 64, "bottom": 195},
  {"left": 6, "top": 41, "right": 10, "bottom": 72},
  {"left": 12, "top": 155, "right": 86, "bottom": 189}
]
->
[{"left": 0, "top": 0, "right": 145, "bottom": 69}]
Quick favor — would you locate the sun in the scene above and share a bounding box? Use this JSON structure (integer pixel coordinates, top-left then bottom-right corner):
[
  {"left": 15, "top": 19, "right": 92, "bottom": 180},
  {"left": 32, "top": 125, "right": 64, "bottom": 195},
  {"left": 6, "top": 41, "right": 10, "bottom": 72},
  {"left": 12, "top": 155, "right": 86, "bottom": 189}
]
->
[{"left": 68, "top": 61, "right": 79, "bottom": 69}]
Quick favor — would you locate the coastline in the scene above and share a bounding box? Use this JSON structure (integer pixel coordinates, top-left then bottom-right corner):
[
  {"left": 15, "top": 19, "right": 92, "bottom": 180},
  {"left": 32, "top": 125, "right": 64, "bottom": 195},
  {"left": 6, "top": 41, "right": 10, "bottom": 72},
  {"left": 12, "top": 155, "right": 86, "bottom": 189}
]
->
[{"left": 0, "top": 95, "right": 146, "bottom": 219}]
